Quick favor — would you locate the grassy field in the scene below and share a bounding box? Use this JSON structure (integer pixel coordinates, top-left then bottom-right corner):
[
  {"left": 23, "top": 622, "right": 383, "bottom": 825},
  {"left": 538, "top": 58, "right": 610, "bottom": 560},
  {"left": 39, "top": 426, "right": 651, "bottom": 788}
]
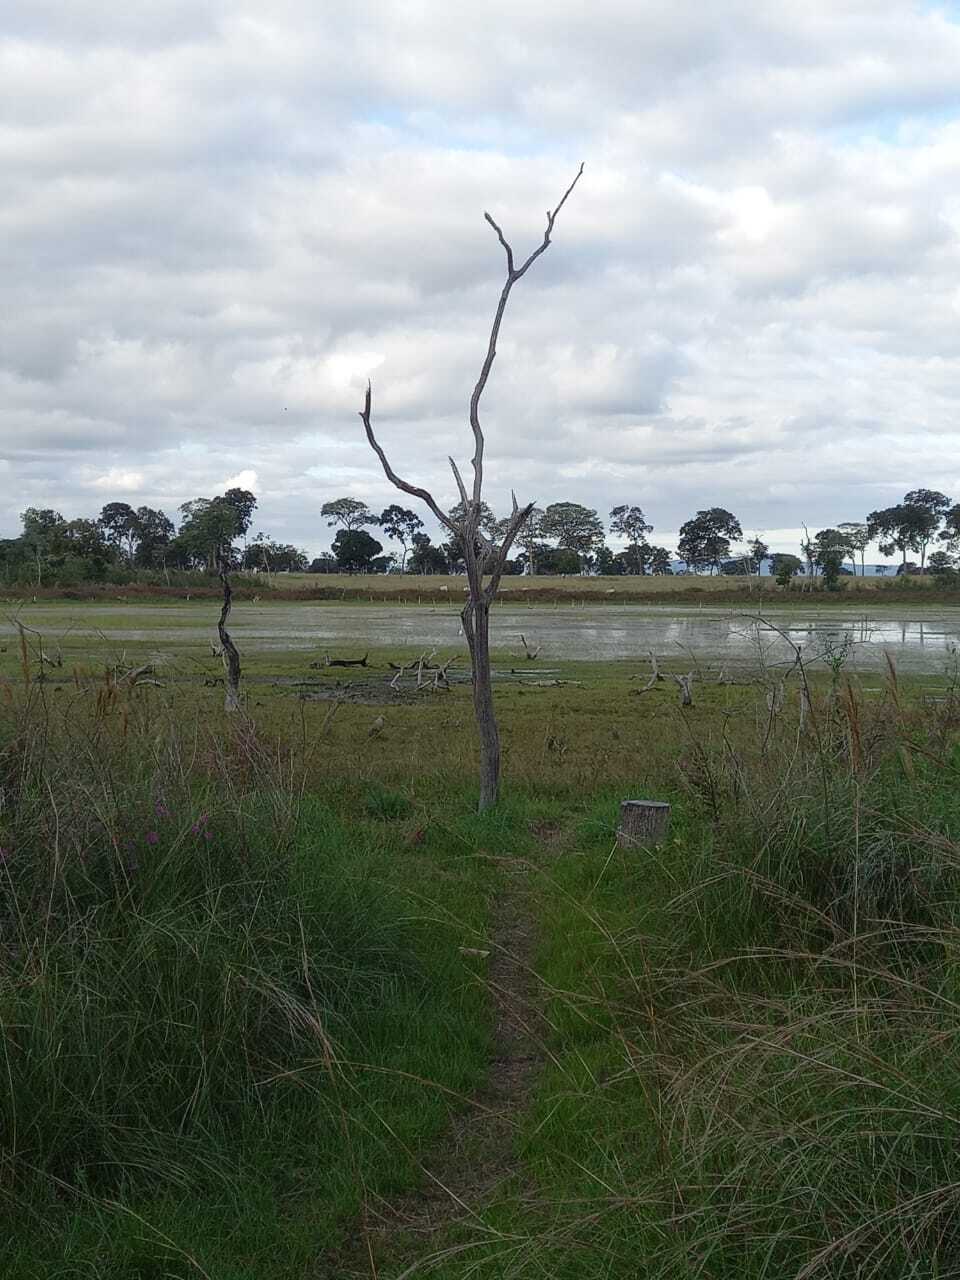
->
[
  {"left": 5, "top": 568, "right": 958, "bottom": 606},
  {"left": 3, "top": 622, "right": 960, "bottom": 1277}
]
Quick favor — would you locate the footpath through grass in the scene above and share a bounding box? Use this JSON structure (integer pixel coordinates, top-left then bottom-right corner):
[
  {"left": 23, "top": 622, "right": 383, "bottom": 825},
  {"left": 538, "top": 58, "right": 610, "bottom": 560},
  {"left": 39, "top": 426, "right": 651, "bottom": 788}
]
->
[{"left": 3, "top": 650, "right": 960, "bottom": 1276}]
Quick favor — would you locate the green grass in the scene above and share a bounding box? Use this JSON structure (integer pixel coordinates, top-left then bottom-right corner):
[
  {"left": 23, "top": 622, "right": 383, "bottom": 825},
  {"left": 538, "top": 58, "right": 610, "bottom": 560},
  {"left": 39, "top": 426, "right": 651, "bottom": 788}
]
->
[{"left": 3, "top": 632, "right": 960, "bottom": 1276}]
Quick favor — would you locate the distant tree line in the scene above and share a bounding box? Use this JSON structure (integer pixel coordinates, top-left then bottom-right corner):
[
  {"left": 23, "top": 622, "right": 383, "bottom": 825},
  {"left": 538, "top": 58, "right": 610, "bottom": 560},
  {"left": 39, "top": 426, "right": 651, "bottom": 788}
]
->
[
  {"left": 0, "top": 488, "right": 308, "bottom": 586},
  {"left": 5, "top": 486, "right": 960, "bottom": 586}
]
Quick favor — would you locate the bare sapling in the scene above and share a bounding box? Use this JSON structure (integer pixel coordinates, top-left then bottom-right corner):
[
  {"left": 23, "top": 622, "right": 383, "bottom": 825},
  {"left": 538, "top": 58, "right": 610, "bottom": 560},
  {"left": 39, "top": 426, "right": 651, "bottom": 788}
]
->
[
  {"left": 217, "top": 554, "right": 242, "bottom": 712},
  {"left": 361, "top": 165, "right": 584, "bottom": 810}
]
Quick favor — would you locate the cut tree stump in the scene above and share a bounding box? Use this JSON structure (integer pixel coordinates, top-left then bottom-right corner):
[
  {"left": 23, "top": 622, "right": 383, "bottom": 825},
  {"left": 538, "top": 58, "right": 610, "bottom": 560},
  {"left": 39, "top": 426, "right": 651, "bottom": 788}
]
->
[{"left": 617, "top": 800, "right": 671, "bottom": 848}]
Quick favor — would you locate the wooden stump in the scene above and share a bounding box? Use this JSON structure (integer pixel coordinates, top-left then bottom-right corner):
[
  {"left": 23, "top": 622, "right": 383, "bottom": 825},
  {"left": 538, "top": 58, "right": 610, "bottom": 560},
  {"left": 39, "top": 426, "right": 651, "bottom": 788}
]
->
[{"left": 617, "top": 800, "right": 671, "bottom": 848}]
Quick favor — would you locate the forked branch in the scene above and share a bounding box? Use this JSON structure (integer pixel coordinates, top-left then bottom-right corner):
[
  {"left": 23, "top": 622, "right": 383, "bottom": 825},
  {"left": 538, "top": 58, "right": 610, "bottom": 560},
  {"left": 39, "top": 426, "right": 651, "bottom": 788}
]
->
[{"left": 470, "top": 163, "right": 585, "bottom": 503}]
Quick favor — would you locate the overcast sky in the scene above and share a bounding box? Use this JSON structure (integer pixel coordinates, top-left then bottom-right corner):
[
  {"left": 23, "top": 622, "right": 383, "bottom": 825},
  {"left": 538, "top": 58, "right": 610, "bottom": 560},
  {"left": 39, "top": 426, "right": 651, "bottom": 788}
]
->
[{"left": 4, "top": 1, "right": 960, "bottom": 559}]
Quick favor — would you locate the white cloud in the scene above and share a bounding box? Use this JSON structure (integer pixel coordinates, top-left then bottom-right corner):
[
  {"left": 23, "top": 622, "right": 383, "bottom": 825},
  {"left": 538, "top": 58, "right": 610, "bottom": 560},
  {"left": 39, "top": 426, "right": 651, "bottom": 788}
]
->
[
  {"left": 88, "top": 467, "right": 145, "bottom": 491},
  {"left": 222, "top": 468, "right": 258, "bottom": 492},
  {"left": 2, "top": 1, "right": 960, "bottom": 558}
]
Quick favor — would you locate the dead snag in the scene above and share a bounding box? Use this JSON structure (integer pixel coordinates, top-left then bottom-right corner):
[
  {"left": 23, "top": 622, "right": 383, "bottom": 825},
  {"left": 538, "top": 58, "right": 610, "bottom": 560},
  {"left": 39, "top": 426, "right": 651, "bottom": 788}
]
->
[
  {"left": 217, "top": 556, "right": 241, "bottom": 712},
  {"left": 520, "top": 634, "right": 541, "bottom": 660},
  {"left": 617, "top": 800, "right": 671, "bottom": 848},
  {"left": 360, "top": 165, "right": 584, "bottom": 811},
  {"left": 673, "top": 672, "right": 694, "bottom": 707}
]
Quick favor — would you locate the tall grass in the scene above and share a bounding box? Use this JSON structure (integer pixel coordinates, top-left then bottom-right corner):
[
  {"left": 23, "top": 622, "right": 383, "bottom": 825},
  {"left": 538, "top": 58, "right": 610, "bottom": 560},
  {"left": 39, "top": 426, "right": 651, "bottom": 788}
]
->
[
  {"left": 0, "top": 681, "right": 491, "bottom": 1274},
  {"left": 432, "top": 669, "right": 960, "bottom": 1279}
]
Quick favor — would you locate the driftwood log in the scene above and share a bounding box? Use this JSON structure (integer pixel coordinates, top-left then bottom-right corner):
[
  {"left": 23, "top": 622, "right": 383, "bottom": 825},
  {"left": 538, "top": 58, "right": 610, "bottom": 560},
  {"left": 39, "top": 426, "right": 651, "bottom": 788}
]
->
[
  {"left": 616, "top": 800, "right": 671, "bottom": 848},
  {"left": 320, "top": 653, "right": 369, "bottom": 668}
]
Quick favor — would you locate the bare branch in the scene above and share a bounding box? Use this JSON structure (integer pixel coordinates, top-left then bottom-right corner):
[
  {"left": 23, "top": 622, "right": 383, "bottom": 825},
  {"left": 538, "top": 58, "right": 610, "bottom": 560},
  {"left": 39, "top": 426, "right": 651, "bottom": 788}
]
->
[
  {"left": 483, "top": 501, "right": 536, "bottom": 601},
  {"left": 360, "top": 383, "right": 458, "bottom": 534},
  {"left": 483, "top": 212, "right": 514, "bottom": 274},
  {"left": 449, "top": 456, "right": 469, "bottom": 506},
  {"left": 470, "top": 164, "right": 585, "bottom": 504}
]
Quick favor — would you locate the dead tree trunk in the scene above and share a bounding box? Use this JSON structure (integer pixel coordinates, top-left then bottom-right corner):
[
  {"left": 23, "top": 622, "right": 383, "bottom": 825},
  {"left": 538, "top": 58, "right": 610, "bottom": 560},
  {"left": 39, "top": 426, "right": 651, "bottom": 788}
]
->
[
  {"left": 463, "top": 597, "right": 500, "bottom": 809},
  {"left": 359, "top": 165, "right": 583, "bottom": 811},
  {"left": 218, "top": 558, "right": 241, "bottom": 713},
  {"left": 674, "top": 672, "right": 694, "bottom": 707},
  {"left": 617, "top": 800, "right": 671, "bottom": 848}
]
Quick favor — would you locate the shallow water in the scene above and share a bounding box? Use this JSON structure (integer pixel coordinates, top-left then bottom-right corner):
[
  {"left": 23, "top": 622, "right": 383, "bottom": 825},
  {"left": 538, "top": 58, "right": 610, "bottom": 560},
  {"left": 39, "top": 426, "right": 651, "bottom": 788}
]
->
[{"left": 5, "top": 601, "right": 960, "bottom": 674}]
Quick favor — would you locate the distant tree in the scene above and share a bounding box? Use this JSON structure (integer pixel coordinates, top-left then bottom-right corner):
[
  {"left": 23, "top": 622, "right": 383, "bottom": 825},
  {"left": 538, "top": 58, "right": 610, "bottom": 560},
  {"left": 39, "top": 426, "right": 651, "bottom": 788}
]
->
[
  {"left": 648, "top": 546, "right": 674, "bottom": 575},
  {"left": 132, "top": 506, "right": 175, "bottom": 568},
  {"left": 378, "top": 505, "right": 424, "bottom": 570},
  {"left": 98, "top": 502, "right": 139, "bottom": 561},
  {"left": 308, "top": 553, "right": 338, "bottom": 574},
  {"left": 771, "top": 552, "right": 804, "bottom": 586},
  {"left": 616, "top": 540, "right": 651, "bottom": 575},
  {"left": 177, "top": 497, "right": 244, "bottom": 570},
  {"left": 677, "top": 508, "right": 743, "bottom": 574},
  {"left": 242, "top": 536, "right": 308, "bottom": 573},
  {"left": 939, "top": 503, "right": 960, "bottom": 552},
  {"left": 837, "top": 521, "right": 870, "bottom": 576},
  {"left": 814, "top": 528, "right": 853, "bottom": 570},
  {"left": 20, "top": 508, "right": 68, "bottom": 585},
  {"left": 448, "top": 500, "right": 499, "bottom": 535},
  {"left": 537, "top": 547, "right": 582, "bottom": 575},
  {"left": 21, "top": 507, "right": 66, "bottom": 548},
  {"left": 746, "top": 536, "right": 769, "bottom": 575},
  {"left": 819, "top": 550, "right": 844, "bottom": 590},
  {"left": 59, "top": 519, "right": 112, "bottom": 573},
  {"left": 609, "top": 505, "right": 653, "bottom": 543},
  {"left": 408, "top": 535, "right": 447, "bottom": 575},
  {"left": 321, "top": 498, "right": 376, "bottom": 531},
  {"left": 867, "top": 505, "right": 929, "bottom": 570},
  {"left": 540, "top": 502, "right": 604, "bottom": 571},
  {"left": 800, "top": 525, "right": 817, "bottom": 577},
  {"left": 221, "top": 487, "right": 258, "bottom": 536},
  {"left": 512, "top": 507, "right": 544, "bottom": 575},
  {"left": 928, "top": 550, "right": 955, "bottom": 573},
  {"left": 593, "top": 544, "right": 617, "bottom": 575},
  {"left": 609, "top": 505, "right": 653, "bottom": 573},
  {"left": 332, "top": 528, "right": 383, "bottom": 572},
  {"left": 901, "top": 489, "right": 950, "bottom": 569}
]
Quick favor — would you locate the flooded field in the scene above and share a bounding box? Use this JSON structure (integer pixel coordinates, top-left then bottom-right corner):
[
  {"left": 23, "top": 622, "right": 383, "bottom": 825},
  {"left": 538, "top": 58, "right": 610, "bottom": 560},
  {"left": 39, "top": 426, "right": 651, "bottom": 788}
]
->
[{"left": 3, "top": 600, "right": 960, "bottom": 674}]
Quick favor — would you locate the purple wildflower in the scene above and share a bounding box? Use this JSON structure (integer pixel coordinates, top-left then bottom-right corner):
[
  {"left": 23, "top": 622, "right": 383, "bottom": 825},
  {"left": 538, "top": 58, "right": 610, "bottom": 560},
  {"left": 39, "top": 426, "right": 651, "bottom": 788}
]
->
[
  {"left": 0, "top": 847, "right": 10, "bottom": 864},
  {"left": 155, "top": 802, "right": 171, "bottom": 819},
  {"left": 145, "top": 831, "right": 160, "bottom": 846}
]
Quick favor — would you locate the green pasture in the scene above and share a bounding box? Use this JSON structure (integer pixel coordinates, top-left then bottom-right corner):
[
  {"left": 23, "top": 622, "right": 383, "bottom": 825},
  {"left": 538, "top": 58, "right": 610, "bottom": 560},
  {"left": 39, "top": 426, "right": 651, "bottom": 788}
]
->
[{"left": 2, "top": 599, "right": 960, "bottom": 1277}]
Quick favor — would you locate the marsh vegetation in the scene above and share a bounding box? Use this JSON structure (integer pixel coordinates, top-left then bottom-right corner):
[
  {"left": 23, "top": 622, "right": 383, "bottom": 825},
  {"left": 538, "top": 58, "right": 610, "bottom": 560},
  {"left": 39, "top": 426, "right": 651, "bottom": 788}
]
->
[{"left": 3, "top": 601, "right": 960, "bottom": 1277}]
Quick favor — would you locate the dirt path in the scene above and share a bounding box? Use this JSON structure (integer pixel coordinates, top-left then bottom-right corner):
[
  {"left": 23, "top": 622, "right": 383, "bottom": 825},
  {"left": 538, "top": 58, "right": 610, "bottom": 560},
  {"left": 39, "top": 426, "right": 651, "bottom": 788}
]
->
[{"left": 324, "top": 858, "right": 546, "bottom": 1278}]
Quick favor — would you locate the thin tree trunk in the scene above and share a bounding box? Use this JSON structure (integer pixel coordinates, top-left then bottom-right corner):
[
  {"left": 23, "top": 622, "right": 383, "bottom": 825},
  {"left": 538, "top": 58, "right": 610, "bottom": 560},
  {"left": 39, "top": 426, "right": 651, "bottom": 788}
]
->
[
  {"left": 218, "top": 561, "right": 242, "bottom": 712},
  {"left": 462, "top": 596, "right": 500, "bottom": 811}
]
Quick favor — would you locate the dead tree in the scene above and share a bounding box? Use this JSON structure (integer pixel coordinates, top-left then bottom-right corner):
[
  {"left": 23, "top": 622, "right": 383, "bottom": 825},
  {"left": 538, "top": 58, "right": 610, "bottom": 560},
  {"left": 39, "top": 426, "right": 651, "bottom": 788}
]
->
[
  {"left": 217, "top": 556, "right": 242, "bottom": 712},
  {"left": 673, "top": 672, "right": 694, "bottom": 707},
  {"left": 519, "top": 634, "right": 541, "bottom": 660},
  {"left": 361, "top": 166, "right": 584, "bottom": 810}
]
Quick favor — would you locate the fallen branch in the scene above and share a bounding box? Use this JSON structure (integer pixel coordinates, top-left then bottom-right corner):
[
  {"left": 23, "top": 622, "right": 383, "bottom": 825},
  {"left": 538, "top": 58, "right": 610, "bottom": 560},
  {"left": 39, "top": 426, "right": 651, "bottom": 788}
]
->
[
  {"left": 315, "top": 652, "right": 369, "bottom": 669},
  {"left": 634, "top": 651, "right": 664, "bottom": 693}
]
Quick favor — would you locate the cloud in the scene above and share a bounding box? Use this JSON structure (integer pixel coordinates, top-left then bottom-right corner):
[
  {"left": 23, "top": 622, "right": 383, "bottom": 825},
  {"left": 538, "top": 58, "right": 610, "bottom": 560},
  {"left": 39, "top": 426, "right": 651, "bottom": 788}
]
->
[
  {"left": 222, "top": 468, "right": 258, "bottom": 492},
  {"left": 2, "top": 1, "right": 960, "bottom": 558}
]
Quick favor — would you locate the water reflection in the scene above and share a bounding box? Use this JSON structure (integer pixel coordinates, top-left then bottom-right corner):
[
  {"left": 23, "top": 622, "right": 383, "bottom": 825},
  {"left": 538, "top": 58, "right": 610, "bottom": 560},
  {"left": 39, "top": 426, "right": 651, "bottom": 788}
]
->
[{"left": 3, "top": 603, "right": 960, "bottom": 673}]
